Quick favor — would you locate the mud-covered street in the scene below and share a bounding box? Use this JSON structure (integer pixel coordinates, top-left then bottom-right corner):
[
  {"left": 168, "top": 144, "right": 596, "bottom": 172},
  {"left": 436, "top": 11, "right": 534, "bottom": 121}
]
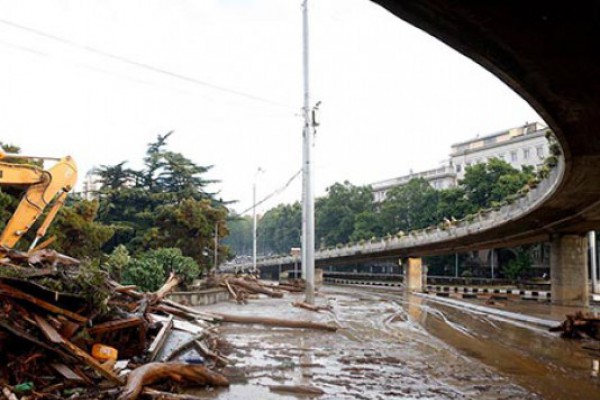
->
[{"left": 193, "top": 285, "right": 600, "bottom": 399}]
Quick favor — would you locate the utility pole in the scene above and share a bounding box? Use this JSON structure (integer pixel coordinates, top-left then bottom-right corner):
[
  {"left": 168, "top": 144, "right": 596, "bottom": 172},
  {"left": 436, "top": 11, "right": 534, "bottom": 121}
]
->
[
  {"left": 252, "top": 167, "right": 263, "bottom": 273},
  {"left": 302, "top": 0, "right": 315, "bottom": 304}
]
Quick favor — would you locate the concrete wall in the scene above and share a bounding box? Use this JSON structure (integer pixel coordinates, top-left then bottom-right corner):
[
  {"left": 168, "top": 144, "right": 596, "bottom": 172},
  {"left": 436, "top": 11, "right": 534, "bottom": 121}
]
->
[{"left": 168, "top": 287, "right": 230, "bottom": 306}]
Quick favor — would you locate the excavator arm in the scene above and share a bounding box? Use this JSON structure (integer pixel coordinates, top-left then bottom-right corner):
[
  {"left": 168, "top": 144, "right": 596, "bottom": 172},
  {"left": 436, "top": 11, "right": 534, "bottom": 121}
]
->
[{"left": 0, "top": 152, "right": 77, "bottom": 251}]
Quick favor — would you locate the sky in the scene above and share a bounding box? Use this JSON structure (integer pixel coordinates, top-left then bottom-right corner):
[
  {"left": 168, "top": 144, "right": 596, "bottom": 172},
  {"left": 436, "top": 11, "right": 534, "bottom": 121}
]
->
[{"left": 0, "top": 0, "right": 542, "bottom": 215}]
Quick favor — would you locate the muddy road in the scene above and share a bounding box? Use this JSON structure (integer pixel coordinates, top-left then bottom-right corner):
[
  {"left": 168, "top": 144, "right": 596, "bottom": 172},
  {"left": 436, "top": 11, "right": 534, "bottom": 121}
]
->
[{"left": 193, "top": 286, "right": 600, "bottom": 399}]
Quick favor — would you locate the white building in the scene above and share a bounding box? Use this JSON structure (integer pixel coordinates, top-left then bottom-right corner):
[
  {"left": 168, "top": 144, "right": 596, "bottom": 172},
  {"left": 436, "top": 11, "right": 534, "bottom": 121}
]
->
[
  {"left": 451, "top": 122, "right": 548, "bottom": 179},
  {"left": 372, "top": 122, "right": 549, "bottom": 201},
  {"left": 372, "top": 165, "right": 456, "bottom": 202},
  {"left": 81, "top": 169, "right": 100, "bottom": 200}
]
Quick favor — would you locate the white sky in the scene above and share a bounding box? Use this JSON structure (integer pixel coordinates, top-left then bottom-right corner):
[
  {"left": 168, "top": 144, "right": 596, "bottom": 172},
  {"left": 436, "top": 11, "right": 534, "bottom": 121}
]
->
[{"left": 0, "top": 0, "right": 541, "bottom": 215}]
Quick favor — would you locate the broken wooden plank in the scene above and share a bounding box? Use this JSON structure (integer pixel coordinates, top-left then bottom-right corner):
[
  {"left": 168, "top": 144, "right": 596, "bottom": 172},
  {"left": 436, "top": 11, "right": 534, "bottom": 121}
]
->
[
  {"left": 148, "top": 315, "right": 173, "bottom": 361},
  {"left": 165, "top": 333, "right": 205, "bottom": 362},
  {"left": 149, "top": 314, "right": 207, "bottom": 334},
  {"left": 50, "top": 363, "right": 88, "bottom": 383},
  {"left": 34, "top": 314, "right": 64, "bottom": 344},
  {"left": 0, "top": 283, "right": 87, "bottom": 322},
  {"left": 160, "top": 299, "right": 222, "bottom": 322},
  {"left": 88, "top": 317, "right": 145, "bottom": 335}
]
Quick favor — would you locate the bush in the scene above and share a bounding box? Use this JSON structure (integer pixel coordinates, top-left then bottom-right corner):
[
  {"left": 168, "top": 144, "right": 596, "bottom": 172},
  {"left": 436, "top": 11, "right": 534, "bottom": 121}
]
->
[
  {"left": 104, "top": 245, "right": 131, "bottom": 281},
  {"left": 148, "top": 248, "right": 201, "bottom": 286},
  {"left": 122, "top": 257, "right": 165, "bottom": 292},
  {"left": 121, "top": 247, "right": 201, "bottom": 292},
  {"left": 502, "top": 251, "right": 532, "bottom": 281}
]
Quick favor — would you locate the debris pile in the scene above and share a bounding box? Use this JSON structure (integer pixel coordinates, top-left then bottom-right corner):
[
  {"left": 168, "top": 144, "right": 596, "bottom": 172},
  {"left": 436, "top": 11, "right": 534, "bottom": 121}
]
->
[
  {"left": 550, "top": 311, "right": 600, "bottom": 340},
  {"left": 208, "top": 274, "right": 288, "bottom": 304},
  {"left": 0, "top": 249, "right": 230, "bottom": 400}
]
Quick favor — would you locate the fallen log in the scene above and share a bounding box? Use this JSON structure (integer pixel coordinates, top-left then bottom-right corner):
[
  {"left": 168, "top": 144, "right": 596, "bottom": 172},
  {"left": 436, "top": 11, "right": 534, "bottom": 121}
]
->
[
  {"left": 228, "top": 278, "right": 284, "bottom": 298},
  {"left": 150, "top": 273, "right": 180, "bottom": 305},
  {"left": 210, "top": 312, "right": 338, "bottom": 331},
  {"left": 292, "top": 301, "right": 332, "bottom": 312},
  {"left": 269, "top": 385, "right": 325, "bottom": 395},
  {"left": 278, "top": 284, "right": 305, "bottom": 293},
  {"left": 118, "top": 362, "right": 229, "bottom": 400}
]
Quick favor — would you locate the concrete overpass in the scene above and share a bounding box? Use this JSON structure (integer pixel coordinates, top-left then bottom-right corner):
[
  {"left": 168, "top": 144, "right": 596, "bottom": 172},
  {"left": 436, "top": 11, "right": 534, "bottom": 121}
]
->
[{"left": 239, "top": 2, "right": 600, "bottom": 306}]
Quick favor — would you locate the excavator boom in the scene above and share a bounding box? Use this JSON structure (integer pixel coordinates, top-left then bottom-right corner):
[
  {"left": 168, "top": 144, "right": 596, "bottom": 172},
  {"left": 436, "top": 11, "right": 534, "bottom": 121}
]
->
[{"left": 0, "top": 155, "right": 77, "bottom": 250}]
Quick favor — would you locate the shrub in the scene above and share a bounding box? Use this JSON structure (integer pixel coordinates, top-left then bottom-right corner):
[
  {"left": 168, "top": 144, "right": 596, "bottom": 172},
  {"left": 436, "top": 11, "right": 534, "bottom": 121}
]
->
[
  {"left": 502, "top": 251, "right": 532, "bottom": 281},
  {"left": 122, "top": 257, "right": 165, "bottom": 292},
  {"left": 121, "top": 247, "right": 201, "bottom": 292},
  {"left": 104, "top": 245, "right": 131, "bottom": 281}
]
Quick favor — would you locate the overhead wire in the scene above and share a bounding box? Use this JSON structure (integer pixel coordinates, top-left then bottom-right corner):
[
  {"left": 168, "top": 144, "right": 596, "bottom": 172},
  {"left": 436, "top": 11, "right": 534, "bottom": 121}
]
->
[
  {"left": 237, "top": 169, "right": 302, "bottom": 215},
  {"left": 0, "top": 18, "right": 295, "bottom": 111}
]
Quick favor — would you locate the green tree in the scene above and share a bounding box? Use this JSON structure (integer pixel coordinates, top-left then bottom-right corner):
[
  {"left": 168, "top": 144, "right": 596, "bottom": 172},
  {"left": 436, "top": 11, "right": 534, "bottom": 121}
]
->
[
  {"left": 95, "top": 161, "right": 135, "bottom": 191},
  {"left": 48, "top": 200, "right": 115, "bottom": 258},
  {"left": 436, "top": 187, "right": 470, "bottom": 221},
  {"left": 147, "top": 199, "right": 229, "bottom": 268},
  {"left": 121, "top": 247, "right": 201, "bottom": 291},
  {"left": 379, "top": 178, "right": 439, "bottom": 234},
  {"left": 315, "top": 182, "right": 376, "bottom": 247},
  {"left": 223, "top": 214, "right": 253, "bottom": 256},
  {"left": 258, "top": 202, "right": 301, "bottom": 254},
  {"left": 96, "top": 132, "right": 230, "bottom": 266},
  {"left": 460, "top": 158, "right": 534, "bottom": 210}
]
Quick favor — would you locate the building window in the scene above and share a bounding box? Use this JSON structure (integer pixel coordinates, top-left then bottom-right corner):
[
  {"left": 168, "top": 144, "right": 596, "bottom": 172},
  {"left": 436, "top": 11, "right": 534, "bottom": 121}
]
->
[
  {"left": 536, "top": 146, "right": 544, "bottom": 158},
  {"left": 523, "top": 148, "right": 530, "bottom": 160},
  {"left": 510, "top": 151, "right": 518, "bottom": 162},
  {"left": 456, "top": 164, "right": 462, "bottom": 173}
]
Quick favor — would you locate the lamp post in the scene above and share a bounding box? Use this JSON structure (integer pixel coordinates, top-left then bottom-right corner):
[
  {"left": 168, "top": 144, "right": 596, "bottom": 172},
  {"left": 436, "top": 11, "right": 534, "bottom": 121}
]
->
[
  {"left": 301, "top": 0, "right": 317, "bottom": 305},
  {"left": 252, "top": 167, "right": 264, "bottom": 273}
]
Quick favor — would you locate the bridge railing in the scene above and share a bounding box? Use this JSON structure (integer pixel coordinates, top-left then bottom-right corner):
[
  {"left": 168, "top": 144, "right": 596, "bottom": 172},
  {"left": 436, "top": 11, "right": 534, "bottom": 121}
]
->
[{"left": 229, "top": 158, "right": 563, "bottom": 270}]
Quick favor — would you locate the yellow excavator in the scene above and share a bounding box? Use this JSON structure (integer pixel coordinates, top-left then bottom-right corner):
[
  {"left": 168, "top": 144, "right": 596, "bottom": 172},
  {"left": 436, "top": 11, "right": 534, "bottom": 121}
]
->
[{"left": 0, "top": 151, "right": 77, "bottom": 252}]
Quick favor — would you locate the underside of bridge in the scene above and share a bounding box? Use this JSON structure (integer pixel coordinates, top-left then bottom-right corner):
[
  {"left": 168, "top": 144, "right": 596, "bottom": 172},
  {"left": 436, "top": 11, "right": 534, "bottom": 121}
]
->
[{"left": 368, "top": 1, "right": 600, "bottom": 305}]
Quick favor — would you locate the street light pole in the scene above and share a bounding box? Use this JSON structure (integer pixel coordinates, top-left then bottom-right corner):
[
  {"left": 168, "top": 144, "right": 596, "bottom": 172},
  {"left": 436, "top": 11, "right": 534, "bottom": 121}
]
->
[
  {"left": 252, "top": 167, "right": 263, "bottom": 274},
  {"left": 301, "top": 0, "right": 315, "bottom": 305}
]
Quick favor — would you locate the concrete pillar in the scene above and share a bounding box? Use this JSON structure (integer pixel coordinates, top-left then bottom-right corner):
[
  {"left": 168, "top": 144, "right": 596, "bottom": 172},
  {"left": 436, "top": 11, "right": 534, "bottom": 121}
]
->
[
  {"left": 551, "top": 234, "right": 589, "bottom": 307},
  {"left": 406, "top": 257, "right": 425, "bottom": 292}
]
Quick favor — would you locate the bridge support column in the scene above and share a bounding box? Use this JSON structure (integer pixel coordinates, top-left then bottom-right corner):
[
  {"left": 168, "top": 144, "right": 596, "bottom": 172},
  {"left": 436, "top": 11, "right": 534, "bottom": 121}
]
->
[
  {"left": 551, "top": 234, "right": 589, "bottom": 307},
  {"left": 405, "top": 257, "right": 425, "bottom": 292}
]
